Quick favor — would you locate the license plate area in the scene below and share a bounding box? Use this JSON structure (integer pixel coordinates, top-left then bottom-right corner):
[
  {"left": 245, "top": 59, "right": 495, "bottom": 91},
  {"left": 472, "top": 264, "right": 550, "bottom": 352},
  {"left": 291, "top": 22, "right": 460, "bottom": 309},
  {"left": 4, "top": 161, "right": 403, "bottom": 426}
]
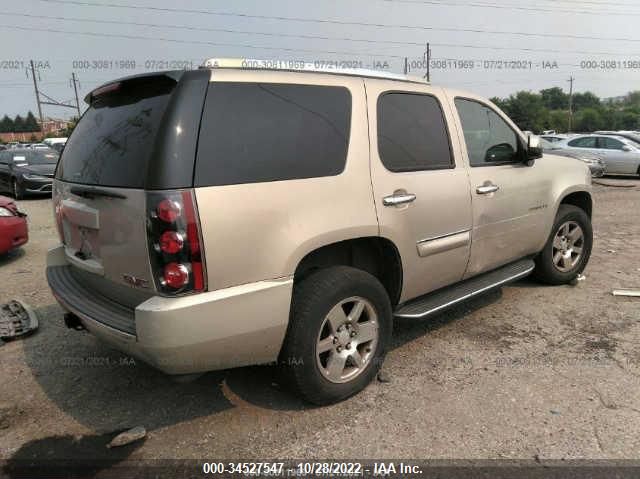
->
[{"left": 61, "top": 199, "right": 104, "bottom": 274}]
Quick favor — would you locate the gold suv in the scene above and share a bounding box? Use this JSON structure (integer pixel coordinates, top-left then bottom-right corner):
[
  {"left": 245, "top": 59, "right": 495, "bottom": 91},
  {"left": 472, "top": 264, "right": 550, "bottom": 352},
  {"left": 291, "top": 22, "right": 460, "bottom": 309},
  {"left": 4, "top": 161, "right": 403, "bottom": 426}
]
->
[{"left": 47, "top": 59, "right": 593, "bottom": 404}]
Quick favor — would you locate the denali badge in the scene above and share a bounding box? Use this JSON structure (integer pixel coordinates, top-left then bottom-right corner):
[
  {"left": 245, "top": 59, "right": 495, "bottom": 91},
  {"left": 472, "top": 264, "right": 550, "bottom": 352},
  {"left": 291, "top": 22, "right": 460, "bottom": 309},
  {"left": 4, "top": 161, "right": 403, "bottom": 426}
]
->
[{"left": 122, "top": 274, "right": 150, "bottom": 289}]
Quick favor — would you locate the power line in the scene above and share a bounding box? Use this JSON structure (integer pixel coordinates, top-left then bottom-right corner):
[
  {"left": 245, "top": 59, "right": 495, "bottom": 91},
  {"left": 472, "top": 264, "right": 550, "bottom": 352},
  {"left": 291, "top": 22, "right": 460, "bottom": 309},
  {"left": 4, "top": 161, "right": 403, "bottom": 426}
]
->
[
  {"left": 0, "top": 24, "right": 406, "bottom": 59},
  {"left": 6, "top": 10, "right": 640, "bottom": 45},
  {"left": 381, "top": 0, "right": 640, "bottom": 16},
  {"left": 534, "top": 0, "right": 640, "bottom": 7},
  {"left": 1, "top": 22, "right": 638, "bottom": 58},
  {"left": 35, "top": 0, "right": 640, "bottom": 35}
]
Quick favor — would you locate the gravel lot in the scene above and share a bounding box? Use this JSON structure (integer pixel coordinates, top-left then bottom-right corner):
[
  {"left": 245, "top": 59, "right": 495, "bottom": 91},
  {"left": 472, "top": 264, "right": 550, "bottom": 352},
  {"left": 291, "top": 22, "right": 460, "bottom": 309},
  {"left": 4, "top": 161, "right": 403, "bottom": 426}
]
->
[{"left": 1, "top": 179, "right": 639, "bottom": 466}]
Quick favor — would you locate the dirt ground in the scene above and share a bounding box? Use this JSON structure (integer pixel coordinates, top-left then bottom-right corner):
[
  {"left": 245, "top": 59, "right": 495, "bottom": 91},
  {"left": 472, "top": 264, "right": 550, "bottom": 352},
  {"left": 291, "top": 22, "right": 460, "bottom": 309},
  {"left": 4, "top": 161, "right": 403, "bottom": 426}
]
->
[{"left": 1, "top": 178, "right": 639, "bottom": 466}]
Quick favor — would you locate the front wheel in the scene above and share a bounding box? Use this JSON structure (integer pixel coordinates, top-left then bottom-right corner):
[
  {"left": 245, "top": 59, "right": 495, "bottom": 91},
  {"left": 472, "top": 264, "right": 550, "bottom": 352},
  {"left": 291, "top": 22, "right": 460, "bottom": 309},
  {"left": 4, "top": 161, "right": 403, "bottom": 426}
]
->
[
  {"left": 279, "top": 266, "right": 392, "bottom": 405},
  {"left": 12, "top": 179, "right": 24, "bottom": 200},
  {"left": 533, "top": 204, "right": 593, "bottom": 285}
]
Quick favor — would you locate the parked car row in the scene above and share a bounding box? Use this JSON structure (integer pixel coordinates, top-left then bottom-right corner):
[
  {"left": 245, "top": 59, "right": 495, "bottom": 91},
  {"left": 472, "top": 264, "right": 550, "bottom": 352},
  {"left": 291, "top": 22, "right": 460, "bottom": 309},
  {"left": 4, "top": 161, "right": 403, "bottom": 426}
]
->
[
  {"left": 539, "top": 131, "right": 640, "bottom": 177},
  {"left": 2, "top": 137, "right": 67, "bottom": 153},
  {"left": 0, "top": 148, "right": 59, "bottom": 199}
]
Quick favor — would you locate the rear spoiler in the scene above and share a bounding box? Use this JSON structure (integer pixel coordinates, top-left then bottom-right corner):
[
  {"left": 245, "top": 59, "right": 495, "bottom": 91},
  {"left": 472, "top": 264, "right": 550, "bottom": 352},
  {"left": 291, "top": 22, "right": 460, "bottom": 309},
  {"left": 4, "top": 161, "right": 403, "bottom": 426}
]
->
[{"left": 84, "top": 70, "right": 185, "bottom": 105}]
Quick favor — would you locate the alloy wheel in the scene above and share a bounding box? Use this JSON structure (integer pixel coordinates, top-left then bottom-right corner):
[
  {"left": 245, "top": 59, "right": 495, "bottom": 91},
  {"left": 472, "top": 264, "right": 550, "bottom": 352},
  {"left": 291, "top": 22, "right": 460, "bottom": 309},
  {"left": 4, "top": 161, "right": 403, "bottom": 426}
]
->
[
  {"left": 552, "top": 220, "right": 584, "bottom": 272},
  {"left": 315, "top": 296, "right": 379, "bottom": 384}
]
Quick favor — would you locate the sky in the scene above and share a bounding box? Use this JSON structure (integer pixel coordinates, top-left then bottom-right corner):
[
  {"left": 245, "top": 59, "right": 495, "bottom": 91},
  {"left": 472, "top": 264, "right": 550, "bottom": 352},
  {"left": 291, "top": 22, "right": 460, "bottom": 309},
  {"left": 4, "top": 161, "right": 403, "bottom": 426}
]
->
[{"left": 1, "top": 0, "right": 639, "bottom": 120}]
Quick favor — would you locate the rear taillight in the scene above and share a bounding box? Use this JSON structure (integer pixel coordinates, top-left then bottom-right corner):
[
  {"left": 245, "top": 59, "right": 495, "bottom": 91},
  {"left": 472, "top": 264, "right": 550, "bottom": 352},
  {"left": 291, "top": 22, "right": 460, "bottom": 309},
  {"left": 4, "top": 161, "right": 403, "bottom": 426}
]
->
[{"left": 147, "top": 190, "right": 206, "bottom": 295}]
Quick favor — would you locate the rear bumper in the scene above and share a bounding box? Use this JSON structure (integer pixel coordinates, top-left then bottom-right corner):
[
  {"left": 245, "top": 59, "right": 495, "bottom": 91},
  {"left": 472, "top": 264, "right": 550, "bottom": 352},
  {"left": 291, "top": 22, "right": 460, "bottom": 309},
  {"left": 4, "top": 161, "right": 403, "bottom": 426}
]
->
[
  {"left": 0, "top": 216, "right": 28, "bottom": 254},
  {"left": 46, "top": 245, "right": 293, "bottom": 374}
]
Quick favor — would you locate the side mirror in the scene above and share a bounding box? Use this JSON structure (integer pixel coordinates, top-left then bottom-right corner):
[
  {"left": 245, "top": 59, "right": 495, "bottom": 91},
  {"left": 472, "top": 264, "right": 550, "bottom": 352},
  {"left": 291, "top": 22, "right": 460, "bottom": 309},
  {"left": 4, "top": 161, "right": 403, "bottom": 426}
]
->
[
  {"left": 622, "top": 145, "right": 632, "bottom": 152},
  {"left": 526, "top": 135, "right": 543, "bottom": 164}
]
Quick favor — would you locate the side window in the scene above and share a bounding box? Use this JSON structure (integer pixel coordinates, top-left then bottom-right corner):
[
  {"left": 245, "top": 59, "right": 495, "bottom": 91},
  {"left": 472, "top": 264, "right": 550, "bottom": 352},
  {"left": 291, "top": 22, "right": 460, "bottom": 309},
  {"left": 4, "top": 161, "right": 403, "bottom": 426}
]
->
[
  {"left": 377, "top": 92, "right": 453, "bottom": 172},
  {"left": 568, "top": 137, "right": 597, "bottom": 148},
  {"left": 0, "top": 152, "right": 6, "bottom": 164},
  {"left": 195, "top": 82, "right": 351, "bottom": 186},
  {"left": 598, "top": 137, "right": 623, "bottom": 150},
  {"left": 454, "top": 98, "right": 520, "bottom": 166}
]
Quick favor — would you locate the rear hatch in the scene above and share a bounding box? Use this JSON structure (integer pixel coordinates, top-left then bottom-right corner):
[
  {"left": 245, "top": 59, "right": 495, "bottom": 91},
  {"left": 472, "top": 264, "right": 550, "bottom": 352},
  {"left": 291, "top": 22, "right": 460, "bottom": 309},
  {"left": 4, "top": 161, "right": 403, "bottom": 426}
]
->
[{"left": 53, "top": 70, "right": 209, "bottom": 307}]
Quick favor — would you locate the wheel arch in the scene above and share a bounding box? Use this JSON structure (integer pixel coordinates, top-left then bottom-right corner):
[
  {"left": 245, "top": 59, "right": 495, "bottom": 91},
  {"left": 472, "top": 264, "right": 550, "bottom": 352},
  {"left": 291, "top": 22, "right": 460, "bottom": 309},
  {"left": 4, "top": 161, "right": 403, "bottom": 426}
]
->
[
  {"left": 559, "top": 189, "right": 593, "bottom": 218},
  {"left": 292, "top": 236, "right": 403, "bottom": 307}
]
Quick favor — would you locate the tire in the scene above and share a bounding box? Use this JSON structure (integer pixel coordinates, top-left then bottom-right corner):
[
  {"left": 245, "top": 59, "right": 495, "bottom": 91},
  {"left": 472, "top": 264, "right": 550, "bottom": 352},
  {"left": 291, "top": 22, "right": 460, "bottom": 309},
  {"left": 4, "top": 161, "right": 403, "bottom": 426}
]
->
[
  {"left": 279, "top": 266, "right": 393, "bottom": 405},
  {"left": 12, "top": 178, "right": 24, "bottom": 200},
  {"left": 533, "top": 204, "right": 593, "bottom": 285}
]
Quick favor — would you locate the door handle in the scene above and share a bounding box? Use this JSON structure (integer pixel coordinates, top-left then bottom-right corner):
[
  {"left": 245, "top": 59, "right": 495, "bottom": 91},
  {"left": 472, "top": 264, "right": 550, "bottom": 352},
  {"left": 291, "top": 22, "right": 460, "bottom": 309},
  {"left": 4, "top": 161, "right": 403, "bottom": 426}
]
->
[
  {"left": 383, "top": 192, "right": 417, "bottom": 206},
  {"left": 476, "top": 184, "right": 500, "bottom": 195}
]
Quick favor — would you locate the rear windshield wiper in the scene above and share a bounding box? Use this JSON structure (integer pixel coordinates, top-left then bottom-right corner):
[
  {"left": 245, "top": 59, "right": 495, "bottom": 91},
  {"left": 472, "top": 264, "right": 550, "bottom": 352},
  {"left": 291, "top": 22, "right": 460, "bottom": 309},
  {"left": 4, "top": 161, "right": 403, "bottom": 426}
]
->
[{"left": 70, "top": 186, "right": 127, "bottom": 200}]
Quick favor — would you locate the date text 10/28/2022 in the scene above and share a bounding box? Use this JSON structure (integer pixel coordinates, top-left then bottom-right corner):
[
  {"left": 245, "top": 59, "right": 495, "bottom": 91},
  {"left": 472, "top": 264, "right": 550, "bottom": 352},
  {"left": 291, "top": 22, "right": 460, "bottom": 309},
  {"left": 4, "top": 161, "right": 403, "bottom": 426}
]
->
[{"left": 201, "top": 462, "right": 423, "bottom": 476}]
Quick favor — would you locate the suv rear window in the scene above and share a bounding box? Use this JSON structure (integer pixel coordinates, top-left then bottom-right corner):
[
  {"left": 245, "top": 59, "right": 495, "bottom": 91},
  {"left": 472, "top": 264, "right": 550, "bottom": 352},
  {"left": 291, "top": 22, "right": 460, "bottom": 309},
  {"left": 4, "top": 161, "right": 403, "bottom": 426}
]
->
[
  {"left": 195, "top": 82, "right": 351, "bottom": 186},
  {"left": 56, "top": 75, "right": 177, "bottom": 188}
]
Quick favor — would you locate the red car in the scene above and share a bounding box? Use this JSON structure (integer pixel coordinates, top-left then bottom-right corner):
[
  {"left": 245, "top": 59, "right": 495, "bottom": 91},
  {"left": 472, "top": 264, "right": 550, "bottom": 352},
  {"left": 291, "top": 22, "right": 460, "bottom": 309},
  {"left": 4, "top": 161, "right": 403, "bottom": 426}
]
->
[{"left": 0, "top": 195, "right": 28, "bottom": 254}]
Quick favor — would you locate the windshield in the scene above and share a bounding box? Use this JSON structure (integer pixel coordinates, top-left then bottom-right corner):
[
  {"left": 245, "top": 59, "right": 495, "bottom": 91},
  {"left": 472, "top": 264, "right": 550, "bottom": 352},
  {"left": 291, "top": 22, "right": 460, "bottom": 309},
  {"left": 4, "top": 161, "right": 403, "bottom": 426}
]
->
[{"left": 28, "top": 149, "right": 60, "bottom": 164}]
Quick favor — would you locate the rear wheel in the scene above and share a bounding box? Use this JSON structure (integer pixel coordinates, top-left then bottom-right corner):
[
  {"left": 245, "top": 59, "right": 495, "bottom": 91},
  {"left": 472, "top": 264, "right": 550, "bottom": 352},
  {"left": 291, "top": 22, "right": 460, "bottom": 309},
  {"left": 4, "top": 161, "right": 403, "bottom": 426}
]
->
[
  {"left": 533, "top": 205, "right": 592, "bottom": 285},
  {"left": 279, "top": 266, "right": 392, "bottom": 405},
  {"left": 12, "top": 179, "right": 24, "bottom": 200}
]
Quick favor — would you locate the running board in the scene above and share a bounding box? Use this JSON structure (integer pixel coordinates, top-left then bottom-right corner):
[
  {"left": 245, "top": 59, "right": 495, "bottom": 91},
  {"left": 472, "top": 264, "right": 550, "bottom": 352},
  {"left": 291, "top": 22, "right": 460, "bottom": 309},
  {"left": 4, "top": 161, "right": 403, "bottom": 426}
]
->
[{"left": 394, "top": 259, "right": 535, "bottom": 319}]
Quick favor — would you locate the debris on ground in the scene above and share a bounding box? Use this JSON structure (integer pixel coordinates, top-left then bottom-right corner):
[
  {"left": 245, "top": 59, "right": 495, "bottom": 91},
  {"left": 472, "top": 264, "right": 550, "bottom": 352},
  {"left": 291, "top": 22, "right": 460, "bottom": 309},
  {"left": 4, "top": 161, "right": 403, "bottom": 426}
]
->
[
  {"left": 107, "top": 426, "right": 147, "bottom": 448},
  {"left": 607, "top": 249, "right": 616, "bottom": 254},
  {"left": 377, "top": 370, "right": 391, "bottom": 383},
  {"left": 570, "top": 274, "right": 586, "bottom": 286},
  {"left": 0, "top": 300, "right": 38, "bottom": 339},
  {"left": 612, "top": 289, "right": 640, "bottom": 298}
]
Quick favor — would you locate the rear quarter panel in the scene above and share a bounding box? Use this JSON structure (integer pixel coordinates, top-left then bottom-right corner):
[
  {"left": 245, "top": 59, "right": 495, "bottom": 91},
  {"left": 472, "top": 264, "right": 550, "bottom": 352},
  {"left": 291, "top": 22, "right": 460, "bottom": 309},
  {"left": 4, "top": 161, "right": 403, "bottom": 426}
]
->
[{"left": 195, "top": 70, "right": 378, "bottom": 291}]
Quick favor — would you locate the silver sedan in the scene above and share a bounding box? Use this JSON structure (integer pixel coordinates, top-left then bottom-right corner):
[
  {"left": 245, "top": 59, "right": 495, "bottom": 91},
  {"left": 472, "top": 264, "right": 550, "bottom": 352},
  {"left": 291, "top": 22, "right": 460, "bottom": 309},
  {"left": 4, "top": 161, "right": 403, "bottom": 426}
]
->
[
  {"left": 554, "top": 134, "right": 640, "bottom": 176},
  {"left": 541, "top": 138, "right": 606, "bottom": 177}
]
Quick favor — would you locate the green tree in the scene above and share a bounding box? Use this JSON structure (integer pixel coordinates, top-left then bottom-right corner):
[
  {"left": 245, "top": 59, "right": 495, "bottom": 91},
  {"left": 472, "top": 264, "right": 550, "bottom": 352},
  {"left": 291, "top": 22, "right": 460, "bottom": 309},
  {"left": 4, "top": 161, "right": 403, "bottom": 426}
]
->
[
  {"left": 502, "top": 91, "right": 547, "bottom": 132},
  {"left": 0, "top": 115, "right": 13, "bottom": 133},
  {"left": 574, "top": 108, "right": 603, "bottom": 132},
  {"left": 490, "top": 97, "right": 509, "bottom": 112},
  {"left": 13, "top": 115, "right": 25, "bottom": 132},
  {"left": 24, "top": 111, "right": 40, "bottom": 132},
  {"left": 540, "top": 87, "right": 568, "bottom": 110},
  {"left": 623, "top": 91, "right": 640, "bottom": 109},
  {"left": 572, "top": 92, "right": 600, "bottom": 111},
  {"left": 547, "top": 110, "right": 569, "bottom": 133},
  {"left": 617, "top": 110, "right": 640, "bottom": 130}
]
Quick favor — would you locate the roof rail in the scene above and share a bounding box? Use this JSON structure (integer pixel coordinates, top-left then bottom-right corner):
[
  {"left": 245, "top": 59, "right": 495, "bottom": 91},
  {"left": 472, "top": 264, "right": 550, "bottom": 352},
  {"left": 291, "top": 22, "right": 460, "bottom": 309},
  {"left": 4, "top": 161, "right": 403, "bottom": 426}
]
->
[{"left": 200, "top": 58, "right": 429, "bottom": 84}]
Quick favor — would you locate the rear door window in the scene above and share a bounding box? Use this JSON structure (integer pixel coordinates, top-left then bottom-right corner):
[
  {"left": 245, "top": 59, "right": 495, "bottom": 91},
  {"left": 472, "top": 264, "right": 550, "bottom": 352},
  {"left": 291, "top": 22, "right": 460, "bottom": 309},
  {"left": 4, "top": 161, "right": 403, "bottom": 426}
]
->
[
  {"left": 56, "top": 75, "right": 177, "bottom": 188},
  {"left": 568, "top": 137, "right": 597, "bottom": 148},
  {"left": 598, "top": 137, "right": 624, "bottom": 150},
  {"left": 195, "top": 82, "right": 351, "bottom": 186},
  {"left": 377, "top": 92, "right": 453, "bottom": 172}
]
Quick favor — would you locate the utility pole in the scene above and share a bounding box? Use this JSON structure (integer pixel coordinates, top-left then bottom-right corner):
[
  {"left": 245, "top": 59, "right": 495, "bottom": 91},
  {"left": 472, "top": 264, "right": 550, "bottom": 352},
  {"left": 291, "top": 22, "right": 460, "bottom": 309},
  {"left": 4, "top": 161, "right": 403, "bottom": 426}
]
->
[
  {"left": 71, "top": 72, "right": 81, "bottom": 118},
  {"left": 29, "top": 60, "right": 44, "bottom": 127},
  {"left": 567, "top": 76, "right": 574, "bottom": 133},
  {"left": 425, "top": 42, "right": 431, "bottom": 82}
]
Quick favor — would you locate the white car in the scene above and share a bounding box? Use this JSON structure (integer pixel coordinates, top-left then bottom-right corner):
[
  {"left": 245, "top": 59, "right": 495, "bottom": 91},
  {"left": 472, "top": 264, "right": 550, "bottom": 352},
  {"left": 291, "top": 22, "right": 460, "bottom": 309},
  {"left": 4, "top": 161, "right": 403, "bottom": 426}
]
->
[{"left": 555, "top": 134, "right": 640, "bottom": 176}]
